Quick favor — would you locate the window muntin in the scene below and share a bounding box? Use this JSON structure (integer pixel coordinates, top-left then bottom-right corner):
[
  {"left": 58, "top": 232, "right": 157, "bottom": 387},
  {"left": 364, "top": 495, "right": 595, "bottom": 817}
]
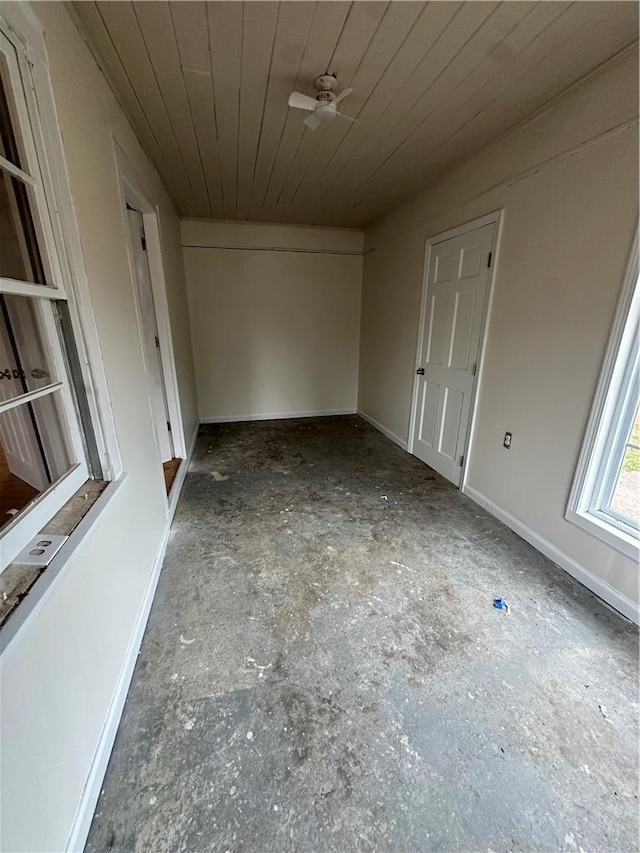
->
[{"left": 0, "top": 22, "right": 95, "bottom": 569}]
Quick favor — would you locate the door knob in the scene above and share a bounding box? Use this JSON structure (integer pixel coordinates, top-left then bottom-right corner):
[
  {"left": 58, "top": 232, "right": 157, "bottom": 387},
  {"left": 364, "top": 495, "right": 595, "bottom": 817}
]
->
[{"left": 416, "top": 367, "right": 425, "bottom": 375}]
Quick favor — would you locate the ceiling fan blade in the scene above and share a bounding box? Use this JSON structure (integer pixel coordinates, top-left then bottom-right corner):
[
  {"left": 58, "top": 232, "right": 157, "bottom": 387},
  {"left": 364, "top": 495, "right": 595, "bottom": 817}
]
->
[
  {"left": 303, "top": 113, "right": 321, "bottom": 131},
  {"left": 333, "top": 87, "right": 353, "bottom": 106},
  {"left": 288, "top": 92, "right": 318, "bottom": 112},
  {"left": 337, "top": 111, "right": 357, "bottom": 123}
]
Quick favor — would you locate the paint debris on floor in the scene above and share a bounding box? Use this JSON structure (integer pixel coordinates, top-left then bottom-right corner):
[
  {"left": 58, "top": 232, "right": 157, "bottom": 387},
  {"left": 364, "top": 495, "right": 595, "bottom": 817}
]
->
[{"left": 85, "top": 416, "right": 639, "bottom": 853}]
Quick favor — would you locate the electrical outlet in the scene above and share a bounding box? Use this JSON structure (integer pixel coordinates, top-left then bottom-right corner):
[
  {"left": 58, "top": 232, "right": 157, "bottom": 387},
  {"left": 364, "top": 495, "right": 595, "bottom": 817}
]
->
[
  {"left": 15, "top": 534, "right": 68, "bottom": 566},
  {"left": 503, "top": 431, "right": 512, "bottom": 449}
]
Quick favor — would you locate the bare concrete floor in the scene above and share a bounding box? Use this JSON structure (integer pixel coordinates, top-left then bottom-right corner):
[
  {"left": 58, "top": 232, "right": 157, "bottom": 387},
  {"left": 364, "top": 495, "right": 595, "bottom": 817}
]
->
[{"left": 86, "top": 416, "right": 639, "bottom": 853}]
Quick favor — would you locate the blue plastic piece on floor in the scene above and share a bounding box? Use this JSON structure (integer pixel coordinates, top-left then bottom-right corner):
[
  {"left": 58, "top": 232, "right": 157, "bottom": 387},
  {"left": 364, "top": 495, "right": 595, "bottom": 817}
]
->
[{"left": 493, "top": 597, "right": 509, "bottom": 612}]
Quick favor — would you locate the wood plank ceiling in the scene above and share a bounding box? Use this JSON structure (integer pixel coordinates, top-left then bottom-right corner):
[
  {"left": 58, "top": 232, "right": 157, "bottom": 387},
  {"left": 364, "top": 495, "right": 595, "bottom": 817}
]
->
[{"left": 72, "top": 1, "right": 638, "bottom": 228}]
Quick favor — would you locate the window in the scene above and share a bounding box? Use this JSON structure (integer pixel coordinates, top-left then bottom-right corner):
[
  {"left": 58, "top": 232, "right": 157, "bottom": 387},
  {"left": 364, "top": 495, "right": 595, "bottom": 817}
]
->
[
  {"left": 0, "top": 24, "right": 100, "bottom": 570},
  {"left": 567, "top": 227, "right": 639, "bottom": 560}
]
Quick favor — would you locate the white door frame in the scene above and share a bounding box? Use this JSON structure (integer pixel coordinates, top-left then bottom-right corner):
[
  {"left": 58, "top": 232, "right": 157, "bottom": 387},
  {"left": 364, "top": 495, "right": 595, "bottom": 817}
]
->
[
  {"left": 408, "top": 209, "right": 504, "bottom": 490},
  {"left": 114, "top": 144, "right": 187, "bottom": 469}
]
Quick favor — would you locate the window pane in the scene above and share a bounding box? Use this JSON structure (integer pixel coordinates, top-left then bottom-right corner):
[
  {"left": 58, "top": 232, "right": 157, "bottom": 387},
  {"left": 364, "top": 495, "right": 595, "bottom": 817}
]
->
[
  {"left": 0, "top": 295, "right": 57, "bottom": 402},
  {"left": 608, "top": 409, "right": 640, "bottom": 526},
  {"left": 0, "top": 170, "right": 46, "bottom": 284},
  {"left": 0, "top": 391, "right": 75, "bottom": 532},
  {"left": 0, "top": 53, "right": 23, "bottom": 169}
]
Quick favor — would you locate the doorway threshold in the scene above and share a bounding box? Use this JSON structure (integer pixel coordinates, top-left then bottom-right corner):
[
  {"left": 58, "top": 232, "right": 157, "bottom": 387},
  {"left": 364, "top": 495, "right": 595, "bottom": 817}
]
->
[{"left": 162, "top": 458, "right": 181, "bottom": 496}]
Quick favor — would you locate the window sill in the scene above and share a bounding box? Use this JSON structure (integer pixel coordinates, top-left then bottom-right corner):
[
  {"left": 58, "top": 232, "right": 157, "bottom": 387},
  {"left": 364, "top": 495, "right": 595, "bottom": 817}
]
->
[
  {"left": 0, "top": 475, "right": 126, "bottom": 649},
  {"left": 565, "top": 505, "right": 640, "bottom": 562}
]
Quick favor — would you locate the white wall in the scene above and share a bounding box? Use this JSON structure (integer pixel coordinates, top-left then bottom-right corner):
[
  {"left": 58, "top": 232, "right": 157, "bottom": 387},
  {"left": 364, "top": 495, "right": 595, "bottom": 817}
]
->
[
  {"left": 359, "top": 47, "right": 639, "bottom": 612},
  {"left": 183, "top": 220, "right": 363, "bottom": 422},
  {"left": 0, "top": 4, "right": 198, "bottom": 851}
]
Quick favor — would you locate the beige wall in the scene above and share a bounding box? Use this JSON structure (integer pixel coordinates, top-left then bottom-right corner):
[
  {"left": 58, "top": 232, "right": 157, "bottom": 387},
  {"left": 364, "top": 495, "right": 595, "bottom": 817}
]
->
[
  {"left": 183, "top": 220, "right": 363, "bottom": 421},
  {"left": 0, "top": 4, "right": 198, "bottom": 851},
  {"left": 359, "top": 48, "right": 639, "bottom": 608},
  {"left": 1, "top": 4, "right": 636, "bottom": 849}
]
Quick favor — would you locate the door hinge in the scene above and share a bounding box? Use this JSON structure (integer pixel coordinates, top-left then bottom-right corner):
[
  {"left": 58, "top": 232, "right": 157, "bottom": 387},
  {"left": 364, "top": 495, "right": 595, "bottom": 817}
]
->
[
  {"left": 141, "top": 235, "right": 147, "bottom": 251},
  {"left": 459, "top": 455, "right": 464, "bottom": 467},
  {"left": 155, "top": 335, "right": 160, "bottom": 348},
  {"left": 167, "top": 421, "right": 172, "bottom": 432},
  {"left": 472, "top": 362, "right": 477, "bottom": 376},
  {"left": 487, "top": 251, "right": 492, "bottom": 268}
]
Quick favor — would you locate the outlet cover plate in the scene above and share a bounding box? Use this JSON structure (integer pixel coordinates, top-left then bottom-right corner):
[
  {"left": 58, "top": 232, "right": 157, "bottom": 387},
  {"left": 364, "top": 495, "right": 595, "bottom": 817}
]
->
[{"left": 14, "top": 534, "right": 69, "bottom": 567}]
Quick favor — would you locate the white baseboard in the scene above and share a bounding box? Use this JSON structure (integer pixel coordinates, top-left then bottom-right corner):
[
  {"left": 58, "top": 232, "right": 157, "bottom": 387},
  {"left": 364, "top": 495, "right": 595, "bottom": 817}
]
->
[
  {"left": 65, "top": 524, "right": 169, "bottom": 852},
  {"left": 200, "top": 408, "right": 356, "bottom": 424},
  {"left": 357, "top": 409, "right": 408, "bottom": 451},
  {"left": 463, "top": 485, "right": 639, "bottom": 625},
  {"left": 66, "top": 430, "right": 198, "bottom": 852}
]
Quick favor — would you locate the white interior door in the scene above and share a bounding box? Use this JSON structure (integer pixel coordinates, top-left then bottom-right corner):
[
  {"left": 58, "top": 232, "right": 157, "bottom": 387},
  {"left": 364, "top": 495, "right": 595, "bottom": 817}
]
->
[
  {"left": 126, "top": 208, "right": 173, "bottom": 464},
  {"left": 411, "top": 222, "right": 495, "bottom": 486}
]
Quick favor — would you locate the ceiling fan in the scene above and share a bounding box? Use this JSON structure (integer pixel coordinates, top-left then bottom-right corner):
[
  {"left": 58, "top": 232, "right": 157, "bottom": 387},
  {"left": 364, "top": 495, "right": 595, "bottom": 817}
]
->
[{"left": 288, "top": 74, "right": 356, "bottom": 131}]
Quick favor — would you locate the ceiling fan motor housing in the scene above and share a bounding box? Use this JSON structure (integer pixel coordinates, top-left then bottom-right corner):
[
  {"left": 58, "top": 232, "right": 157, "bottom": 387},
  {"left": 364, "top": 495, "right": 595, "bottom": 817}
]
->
[{"left": 315, "top": 73, "right": 337, "bottom": 91}]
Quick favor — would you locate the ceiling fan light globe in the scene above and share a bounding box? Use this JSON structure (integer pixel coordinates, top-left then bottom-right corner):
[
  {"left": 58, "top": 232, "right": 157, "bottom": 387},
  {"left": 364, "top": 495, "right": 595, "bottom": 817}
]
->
[{"left": 315, "top": 104, "right": 336, "bottom": 122}]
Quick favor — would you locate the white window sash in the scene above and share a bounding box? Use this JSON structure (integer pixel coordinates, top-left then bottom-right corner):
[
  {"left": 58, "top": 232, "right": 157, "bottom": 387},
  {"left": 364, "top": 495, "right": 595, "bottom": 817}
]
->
[
  {"left": 1, "top": 2, "right": 122, "bottom": 481},
  {"left": 0, "top": 26, "right": 67, "bottom": 294},
  {"left": 591, "top": 335, "right": 639, "bottom": 532},
  {"left": 566, "top": 225, "right": 640, "bottom": 560},
  {"left": 0, "top": 19, "right": 92, "bottom": 570}
]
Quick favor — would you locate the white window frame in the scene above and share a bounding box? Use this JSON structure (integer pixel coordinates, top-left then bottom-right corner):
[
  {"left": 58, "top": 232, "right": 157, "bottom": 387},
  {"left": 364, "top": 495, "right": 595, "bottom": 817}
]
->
[
  {"left": 0, "top": 3, "right": 119, "bottom": 569},
  {"left": 566, "top": 225, "right": 639, "bottom": 561}
]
